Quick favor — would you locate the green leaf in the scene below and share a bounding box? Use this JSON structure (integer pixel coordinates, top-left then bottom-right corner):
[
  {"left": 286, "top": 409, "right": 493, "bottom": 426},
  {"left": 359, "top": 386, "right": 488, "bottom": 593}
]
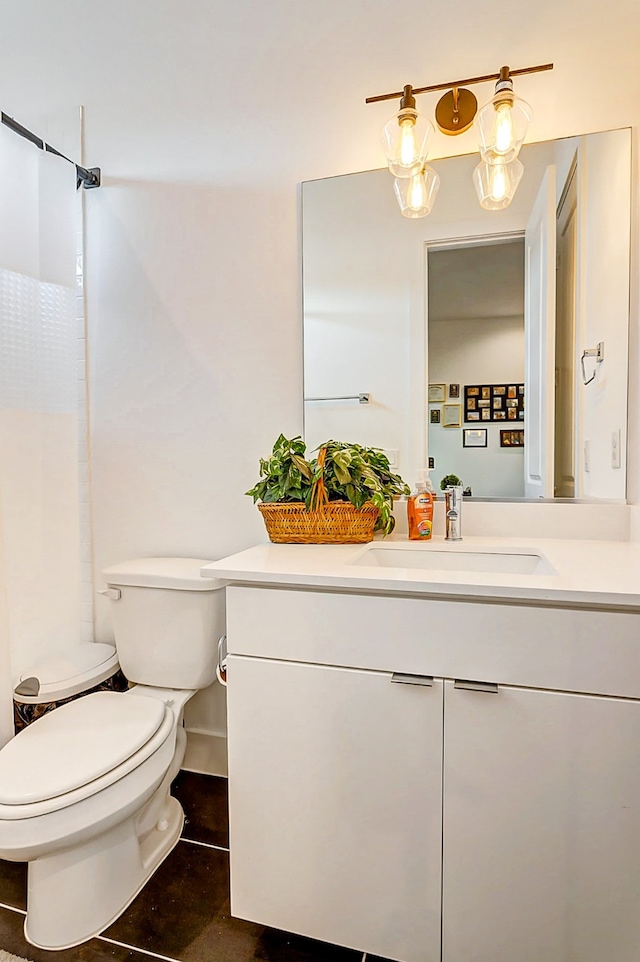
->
[{"left": 291, "top": 454, "right": 312, "bottom": 479}]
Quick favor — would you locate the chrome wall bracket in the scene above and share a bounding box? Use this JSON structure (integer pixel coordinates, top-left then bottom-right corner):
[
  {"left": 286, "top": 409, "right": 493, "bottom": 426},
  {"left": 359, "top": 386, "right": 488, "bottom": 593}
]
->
[{"left": 581, "top": 341, "right": 604, "bottom": 385}]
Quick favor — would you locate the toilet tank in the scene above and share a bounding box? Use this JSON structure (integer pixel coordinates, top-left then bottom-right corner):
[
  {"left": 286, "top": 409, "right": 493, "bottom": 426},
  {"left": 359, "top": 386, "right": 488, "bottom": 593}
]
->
[{"left": 101, "top": 558, "right": 225, "bottom": 689}]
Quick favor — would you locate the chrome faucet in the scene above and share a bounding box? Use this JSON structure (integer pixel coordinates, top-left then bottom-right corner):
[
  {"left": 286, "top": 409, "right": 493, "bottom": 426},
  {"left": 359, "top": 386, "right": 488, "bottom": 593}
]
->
[{"left": 445, "top": 485, "right": 463, "bottom": 541}]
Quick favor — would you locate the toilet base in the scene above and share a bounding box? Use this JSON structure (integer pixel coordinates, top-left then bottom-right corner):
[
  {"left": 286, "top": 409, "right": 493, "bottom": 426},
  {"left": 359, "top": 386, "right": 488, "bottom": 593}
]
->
[{"left": 24, "top": 791, "right": 184, "bottom": 950}]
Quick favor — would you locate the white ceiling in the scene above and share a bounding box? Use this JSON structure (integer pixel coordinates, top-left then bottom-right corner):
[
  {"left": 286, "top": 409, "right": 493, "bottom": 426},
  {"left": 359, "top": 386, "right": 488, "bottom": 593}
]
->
[
  {"left": 428, "top": 241, "right": 525, "bottom": 323},
  {"left": 0, "top": 1, "right": 638, "bottom": 185}
]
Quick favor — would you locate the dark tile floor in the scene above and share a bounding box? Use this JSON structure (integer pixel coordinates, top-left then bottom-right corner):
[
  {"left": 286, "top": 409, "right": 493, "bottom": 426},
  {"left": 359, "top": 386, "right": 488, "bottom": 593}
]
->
[{"left": 0, "top": 771, "right": 393, "bottom": 962}]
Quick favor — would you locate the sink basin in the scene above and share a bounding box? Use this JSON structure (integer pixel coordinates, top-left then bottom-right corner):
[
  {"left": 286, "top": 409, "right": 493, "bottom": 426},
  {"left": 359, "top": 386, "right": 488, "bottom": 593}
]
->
[{"left": 351, "top": 547, "right": 556, "bottom": 576}]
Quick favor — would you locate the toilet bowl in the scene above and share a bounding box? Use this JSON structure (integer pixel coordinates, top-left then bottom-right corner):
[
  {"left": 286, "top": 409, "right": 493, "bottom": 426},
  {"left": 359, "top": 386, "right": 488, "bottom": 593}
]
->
[{"left": 0, "top": 558, "right": 225, "bottom": 951}]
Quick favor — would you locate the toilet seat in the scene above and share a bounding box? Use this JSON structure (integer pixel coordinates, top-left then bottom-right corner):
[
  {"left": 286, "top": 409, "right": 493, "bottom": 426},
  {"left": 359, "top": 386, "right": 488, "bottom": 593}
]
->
[{"left": 0, "top": 692, "right": 175, "bottom": 819}]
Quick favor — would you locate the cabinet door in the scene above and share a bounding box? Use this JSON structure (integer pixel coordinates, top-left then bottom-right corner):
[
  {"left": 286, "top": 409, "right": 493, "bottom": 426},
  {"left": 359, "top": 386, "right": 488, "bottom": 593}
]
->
[
  {"left": 443, "top": 680, "right": 640, "bottom": 962},
  {"left": 227, "top": 656, "right": 443, "bottom": 962}
]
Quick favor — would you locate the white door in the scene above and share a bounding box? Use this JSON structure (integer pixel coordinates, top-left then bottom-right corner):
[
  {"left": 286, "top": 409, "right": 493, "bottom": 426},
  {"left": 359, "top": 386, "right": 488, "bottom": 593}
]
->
[
  {"left": 227, "top": 655, "right": 444, "bottom": 962},
  {"left": 524, "top": 166, "right": 556, "bottom": 497},
  {"left": 442, "top": 680, "right": 640, "bottom": 962}
]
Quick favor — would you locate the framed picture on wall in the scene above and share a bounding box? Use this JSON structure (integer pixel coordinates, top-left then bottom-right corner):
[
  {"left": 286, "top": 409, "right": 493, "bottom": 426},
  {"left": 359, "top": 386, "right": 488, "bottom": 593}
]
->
[
  {"left": 430, "top": 408, "right": 441, "bottom": 423},
  {"left": 442, "top": 403, "right": 462, "bottom": 427},
  {"left": 449, "top": 383, "right": 460, "bottom": 398},
  {"left": 463, "top": 428, "right": 487, "bottom": 447},
  {"left": 428, "top": 383, "right": 446, "bottom": 403},
  {"left": 500, "top": 429, "right": 525, "bottom": 447}
]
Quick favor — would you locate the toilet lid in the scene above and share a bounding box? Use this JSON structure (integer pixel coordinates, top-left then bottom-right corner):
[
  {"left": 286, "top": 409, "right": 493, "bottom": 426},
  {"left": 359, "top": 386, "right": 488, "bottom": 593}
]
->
[
  {"left": 14, "top": 642, "right": 120, "bottom": 703},
  {"left": 0, "top": 691, "right": 167, "bottom": 805}
]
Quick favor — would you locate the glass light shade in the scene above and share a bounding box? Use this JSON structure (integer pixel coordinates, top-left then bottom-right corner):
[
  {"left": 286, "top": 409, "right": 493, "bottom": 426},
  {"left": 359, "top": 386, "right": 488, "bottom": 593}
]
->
[
  {"left": 475, "top": 91, "right": 532, "bottom": 164},
  {"left": 394, "top": 165, "right": 440, "bottom": 218},
  {"left": 382, "top": 108, "right": 434, "bottom": 178},
  {"left": 473, "top": 158, "right": 524, "bottom": 210}
]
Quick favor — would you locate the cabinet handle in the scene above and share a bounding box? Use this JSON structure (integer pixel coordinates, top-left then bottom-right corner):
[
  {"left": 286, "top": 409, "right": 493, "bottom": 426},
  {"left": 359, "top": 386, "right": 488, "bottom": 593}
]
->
[
  {"left": 454, "top": 679, "right": 499, "bottom": 694},
  {"left": 391, "top": 673, "right": 434, "bottom": 687}
]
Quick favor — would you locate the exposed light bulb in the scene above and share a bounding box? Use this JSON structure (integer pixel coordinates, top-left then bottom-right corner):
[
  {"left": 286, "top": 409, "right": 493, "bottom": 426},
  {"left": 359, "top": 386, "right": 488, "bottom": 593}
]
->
[
  {"left": 399, "top": 117, "right": 418, "bottom": 167},
  {"left": 393, "top": 165, "right": 440, "bottom": 218},
  {"left": 494, "top": 102, "right": 515, "bottom": 155},
  {"left": 488, "top": 162, "right": 507, "bottom": 202},
  {"left": 381, "top": 89, "right": 434, "bottom": 179},
  {"left": 472, "top": 158, "right": 524, "bottom": 210},
  {"left": 408, "top": 170, "right": 427, "bottom": 210},
  {"left": 475, "top": 70, "right": 532, "bottom": 165}
]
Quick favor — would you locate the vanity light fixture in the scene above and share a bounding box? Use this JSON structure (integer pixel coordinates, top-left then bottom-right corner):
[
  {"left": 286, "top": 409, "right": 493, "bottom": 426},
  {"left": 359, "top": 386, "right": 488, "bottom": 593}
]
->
[{"left": 367, "top": 62, "right": 552, "bottom": 217}]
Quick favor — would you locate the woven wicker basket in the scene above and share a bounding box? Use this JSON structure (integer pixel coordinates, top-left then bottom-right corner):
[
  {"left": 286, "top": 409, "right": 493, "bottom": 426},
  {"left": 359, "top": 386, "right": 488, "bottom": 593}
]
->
[{"left": 258, "top": 501, "right": 379, "bottom": 544}]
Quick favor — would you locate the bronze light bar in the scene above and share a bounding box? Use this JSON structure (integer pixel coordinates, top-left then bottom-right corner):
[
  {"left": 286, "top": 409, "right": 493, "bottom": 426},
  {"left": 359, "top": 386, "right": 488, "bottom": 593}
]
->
[
  {"left": 0, "top": 111, "right": 101, "bottom": 189},
  {"left": 365, "top": 63, "right": 554, "bottom": 105}
]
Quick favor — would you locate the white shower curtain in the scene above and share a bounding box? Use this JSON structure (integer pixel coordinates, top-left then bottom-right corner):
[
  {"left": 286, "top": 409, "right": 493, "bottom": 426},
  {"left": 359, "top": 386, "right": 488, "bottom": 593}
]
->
[{"left": 0, "top": 115, "right": 82, "bottom": 746}]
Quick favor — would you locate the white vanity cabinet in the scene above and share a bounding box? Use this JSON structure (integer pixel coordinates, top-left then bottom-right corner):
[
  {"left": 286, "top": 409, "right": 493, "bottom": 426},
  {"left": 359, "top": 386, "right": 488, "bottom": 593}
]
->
[
  {"left": 442, "top": 681, "right": 640, "bottom": 962},
  {"left": 224, "top": 584, "right": 640, "bottom": 962},
  {"left": 227, "top": 656, "right": 444, "bottom": 962}
]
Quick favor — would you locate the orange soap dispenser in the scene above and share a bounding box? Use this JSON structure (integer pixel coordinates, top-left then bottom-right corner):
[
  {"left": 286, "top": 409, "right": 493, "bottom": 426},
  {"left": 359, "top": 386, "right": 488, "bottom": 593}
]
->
[{"left": 407, "top": 469, "right": 435, "bottom": 540}]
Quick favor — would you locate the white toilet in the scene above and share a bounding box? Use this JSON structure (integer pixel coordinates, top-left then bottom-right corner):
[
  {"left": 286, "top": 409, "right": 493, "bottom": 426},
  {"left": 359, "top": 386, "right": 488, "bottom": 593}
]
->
[{"left": 0, "top": 558, "right": 225, "bottom": 951}]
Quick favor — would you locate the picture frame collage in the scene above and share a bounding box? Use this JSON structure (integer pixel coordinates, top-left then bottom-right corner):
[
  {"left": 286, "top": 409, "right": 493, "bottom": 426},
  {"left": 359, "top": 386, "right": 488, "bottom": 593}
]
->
[
  {"left": 430, "top": 382, "right": 525, "bottom": 451},
  {"left": 464, "top": 383, "right": 524, "bottom": 423}
]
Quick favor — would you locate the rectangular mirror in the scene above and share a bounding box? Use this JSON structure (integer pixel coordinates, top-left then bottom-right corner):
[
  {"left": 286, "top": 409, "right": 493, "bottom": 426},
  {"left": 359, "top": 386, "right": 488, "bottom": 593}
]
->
[{"left": 302, "top": 128, "right": 631, "bottom": 500}]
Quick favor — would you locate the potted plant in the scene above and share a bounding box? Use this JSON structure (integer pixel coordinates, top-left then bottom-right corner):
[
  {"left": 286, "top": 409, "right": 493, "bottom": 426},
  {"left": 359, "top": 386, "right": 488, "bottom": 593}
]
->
[
  {"left": 440, "top": 473, "right": 462, "bottom": 492},
  {"left": 246, "top": 434, "right": 410, "bottom": 543}
]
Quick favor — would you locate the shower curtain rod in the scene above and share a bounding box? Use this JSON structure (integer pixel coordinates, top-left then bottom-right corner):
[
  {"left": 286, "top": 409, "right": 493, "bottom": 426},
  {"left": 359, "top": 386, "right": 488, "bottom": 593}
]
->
[{"left": 0, "top": 112, "right": 101, "bottom": 189}]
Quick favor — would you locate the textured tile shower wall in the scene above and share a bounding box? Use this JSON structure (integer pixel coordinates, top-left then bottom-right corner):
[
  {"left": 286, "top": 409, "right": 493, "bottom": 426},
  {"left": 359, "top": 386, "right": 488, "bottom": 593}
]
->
[{"left": 0, "top": 263, "right": 84, "bottom": 678}]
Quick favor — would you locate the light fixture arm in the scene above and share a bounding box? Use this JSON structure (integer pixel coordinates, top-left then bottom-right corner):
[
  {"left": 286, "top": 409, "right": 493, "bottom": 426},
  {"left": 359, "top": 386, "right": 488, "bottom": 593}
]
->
[
  {"left": 0, "top": 111, "right": 101, "bottom": 189},
  {"left": 365, "top": 62, "right": 553, "bottom": 105}
]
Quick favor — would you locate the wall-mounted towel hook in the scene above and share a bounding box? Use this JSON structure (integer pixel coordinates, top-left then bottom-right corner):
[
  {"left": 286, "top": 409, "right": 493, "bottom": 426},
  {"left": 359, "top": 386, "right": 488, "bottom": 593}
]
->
[{"left": 581, "top": 341, "right": 604, "bottom": 385}]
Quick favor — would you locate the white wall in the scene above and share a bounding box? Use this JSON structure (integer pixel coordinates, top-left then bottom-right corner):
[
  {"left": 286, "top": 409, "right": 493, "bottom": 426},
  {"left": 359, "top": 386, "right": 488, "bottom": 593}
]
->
[
  {"left": 578, "top": 129, "right": 631, "bottom": 499},
  {"left": 428, "top": 317, "right": 525, "bottom": 497},
  {"left": 86, "top": 182, "right": 302, "bottom": 642}
]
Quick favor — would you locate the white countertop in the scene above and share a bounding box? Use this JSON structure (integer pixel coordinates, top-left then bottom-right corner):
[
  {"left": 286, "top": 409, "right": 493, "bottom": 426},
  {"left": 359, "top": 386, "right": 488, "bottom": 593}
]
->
[{"left": 201, "top": 536, "right": 640, "bottom": 611}]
